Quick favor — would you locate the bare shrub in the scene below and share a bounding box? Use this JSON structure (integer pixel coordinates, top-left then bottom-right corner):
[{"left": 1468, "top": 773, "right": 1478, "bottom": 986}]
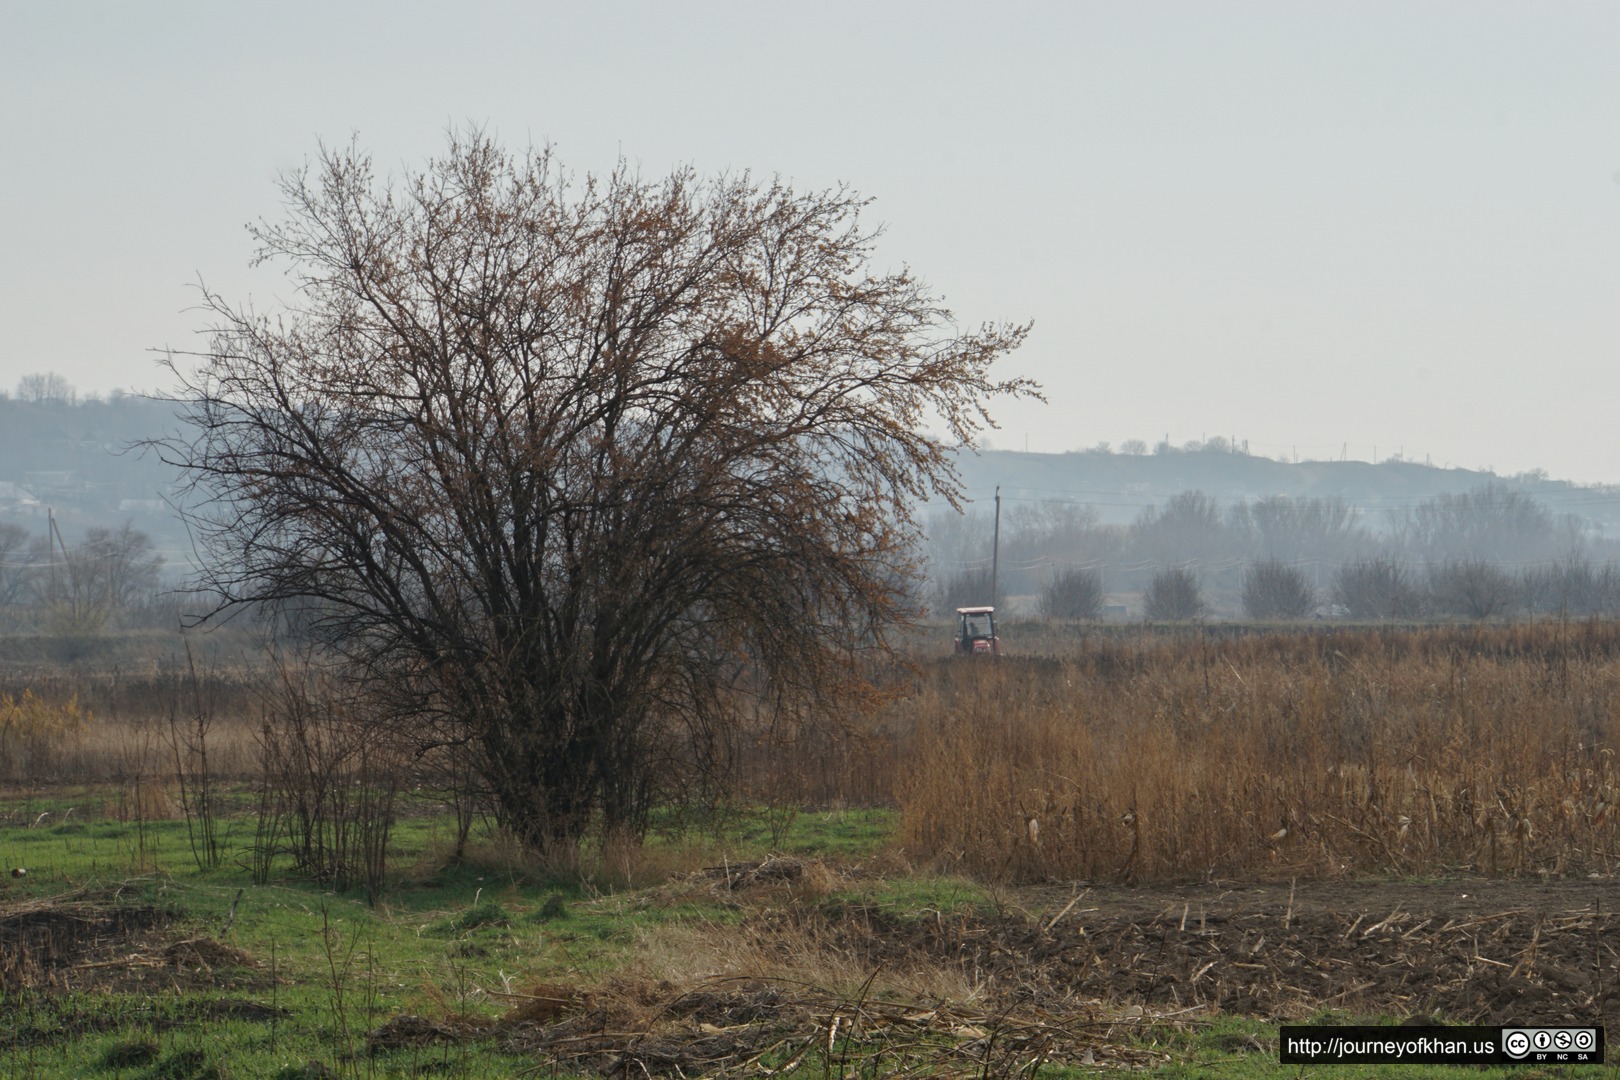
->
[
  {"left": 254, "top": 657, "right": 404, "bottom": 900},
  {"left": 163, "top": 642, "right": 226, "bottom": 871},
  {"left": 1143, "top": 568, "right": 1204, "bottom": 621},
  {"left": 1038, "top": 568, "right": 1104, "bottom": 621},
  {"left": 1522, "top": 559, "right": 1620, "bottom": 617},
  {"left": 1428, "top": 560, "right": 1520, "bottom": 620},
  {"left": 1334, "top": 557, "right": 1424, "bottom": 619},
  {"left": 1241, "top": 560, "right": 1316, "bottom": 620}
]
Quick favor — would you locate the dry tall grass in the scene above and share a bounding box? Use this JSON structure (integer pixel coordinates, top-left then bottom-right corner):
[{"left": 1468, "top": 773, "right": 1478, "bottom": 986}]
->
[
  {"left": 896, "top": 622, "right": 1620, "bottom": 883},
  {"left": 16, "top": 621, "right": 1620, "bottom": 892},
  {"left": 0, "top": 664, "right": 262, "bottom": 789}
]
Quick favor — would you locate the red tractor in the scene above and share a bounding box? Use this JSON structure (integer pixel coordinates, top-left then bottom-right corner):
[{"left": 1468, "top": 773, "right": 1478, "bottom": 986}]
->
[{"left": 954, "top": 606, "right": 999, "bottom": 656}]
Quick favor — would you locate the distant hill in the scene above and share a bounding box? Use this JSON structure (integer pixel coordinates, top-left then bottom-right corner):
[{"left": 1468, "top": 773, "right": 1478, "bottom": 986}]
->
[
  {"left": 5, "top": 391, "right": 1620, "bottom": 563},
  {"left": 951, "top": 448, "right": 1620, "bottom": 536},
  {"left": 0, "top": 395, "right": 189, "bottom": 565}
]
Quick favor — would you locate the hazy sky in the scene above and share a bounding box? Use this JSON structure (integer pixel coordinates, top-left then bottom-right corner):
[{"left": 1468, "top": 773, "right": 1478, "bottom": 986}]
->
[{"left": 4, "top": 3, "right": 1619, "bottom": 481}]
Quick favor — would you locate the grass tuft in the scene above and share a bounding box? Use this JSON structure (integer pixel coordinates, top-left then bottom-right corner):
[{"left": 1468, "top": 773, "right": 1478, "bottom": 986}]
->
[
  {"left": 444, "top": 901, "right": 511, "bottom": 933},
  {"left": 99, "top": 1037, "right": 159, "bottom": 1068}
]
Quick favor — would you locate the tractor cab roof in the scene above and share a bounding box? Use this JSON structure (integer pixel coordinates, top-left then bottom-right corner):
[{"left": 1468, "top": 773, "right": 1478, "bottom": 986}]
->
[{"left": 955, "top": 606, "right": 995, "bottom": 615}]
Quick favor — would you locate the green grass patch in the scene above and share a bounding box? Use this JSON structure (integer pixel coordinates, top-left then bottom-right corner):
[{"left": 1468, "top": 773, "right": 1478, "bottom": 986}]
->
[
  {"left": 718, "top": 806, "right": 894, "bottom": 856},
  {"left": 0, "top": 790, "right": 906, "bottom": 1077},
  {"left": 830, "top": 872, "right": 991, "bottom": 916}
]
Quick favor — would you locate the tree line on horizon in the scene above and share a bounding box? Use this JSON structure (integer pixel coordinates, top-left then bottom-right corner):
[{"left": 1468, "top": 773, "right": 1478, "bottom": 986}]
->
[{"left": 928, "top": 484, "right": 1620, "bottom": 620}]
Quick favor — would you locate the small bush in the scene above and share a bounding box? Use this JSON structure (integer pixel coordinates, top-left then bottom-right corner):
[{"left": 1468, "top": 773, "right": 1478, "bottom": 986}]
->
[
  {"left": 252, "top": 659, "right": 403, "bottom": 899},
  {"left": 447, "top": 901, "right": 511, "bottom": 933},
  {"left": 1241, "top": 560, "right": 1315, "bottom": 620},
  {"left": 1143, "top": 568, "right": 1204, "bottom": 621},
  {"left": 1039, "top": 568, "right": 1104, "bottom": 620},
  {"left": 531, "top": 893, "right": 570, "bottom": 922},
  {"left": 1334, "top": 557, "right": 1423, "bottom": 619},
  {"left": 1428, "top": 560, "right": 1519, "bottom": 619}
]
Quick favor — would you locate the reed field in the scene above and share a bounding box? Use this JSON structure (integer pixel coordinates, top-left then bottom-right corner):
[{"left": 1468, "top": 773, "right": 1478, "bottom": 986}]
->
[
  {"left": 2, "top": 622, "right": 1620, "bottom": 1077},
  {"left": 896, "top": 621, "right": 1620, "bottom": 885}
]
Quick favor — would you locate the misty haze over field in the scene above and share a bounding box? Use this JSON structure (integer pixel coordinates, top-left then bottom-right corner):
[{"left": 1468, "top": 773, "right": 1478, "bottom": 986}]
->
[{"left": 6, "top": 386, "right": 1620, "bottom": 629}]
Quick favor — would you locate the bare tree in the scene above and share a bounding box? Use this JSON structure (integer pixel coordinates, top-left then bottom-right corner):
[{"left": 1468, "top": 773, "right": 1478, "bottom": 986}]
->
[
  {"left": 15, "top": 372, "right": 76, "bottom": 405},
  {"left": 0, "top": 524, "right": 30, "bottom": 607},
  {"left": 161, "top": 131, "right": 1034, "bottom": 854},
  {"left": 1241, "top": 559, "right": 1315, "bottom": 620},
  {"left": 938, "top": 568, "right": 994, "bottom": 613},
  {"left": 1389, "top": 483, "right": 1572, "bottom": 565},
  {"left": 922, "top": 508, "right": 992, "bottom": 588},
  {"left": 1231, "top": 495, "right": 1359, "bottom": 563},
  {"left": 1039, "top": 567, "right": 1104, "bottom": 620},
  {"left": 1144, "top": 568, "right": 1204, "bottom": 621},
  {"left": 25, "top": 522, "right": 163, "bottom": 635},
  {"left": 1132, "top": 491, "right": 1228, "bottom": 569},
  {"left": 79, "top": 523, "right": 165, "bottom": 615},
  {"left": 1522, "top": 559, "right": 1620, "bottom": 617},
  {"left": 999, "top": 499, "right": 1103, "bottom": 596}
]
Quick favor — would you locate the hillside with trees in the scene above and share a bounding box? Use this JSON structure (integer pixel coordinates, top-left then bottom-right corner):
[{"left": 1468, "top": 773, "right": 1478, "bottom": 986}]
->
[
  {"left": 931, "top": 443, "right": 1620, "bottom": 620},
  {"left": 0, "top": 384, "right": 187, "bottom": 559}
]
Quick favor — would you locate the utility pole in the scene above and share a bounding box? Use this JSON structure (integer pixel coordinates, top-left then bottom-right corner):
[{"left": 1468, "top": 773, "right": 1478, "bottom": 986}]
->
[
  {"left": 990, "top": 485, "right": 1001, "bottom": 610},
  {"left": 48, "top": 506, "right": 76, "bottom": 622},
  {"left": 47, "top": 507, "right": 60, "bottom": 606}
]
